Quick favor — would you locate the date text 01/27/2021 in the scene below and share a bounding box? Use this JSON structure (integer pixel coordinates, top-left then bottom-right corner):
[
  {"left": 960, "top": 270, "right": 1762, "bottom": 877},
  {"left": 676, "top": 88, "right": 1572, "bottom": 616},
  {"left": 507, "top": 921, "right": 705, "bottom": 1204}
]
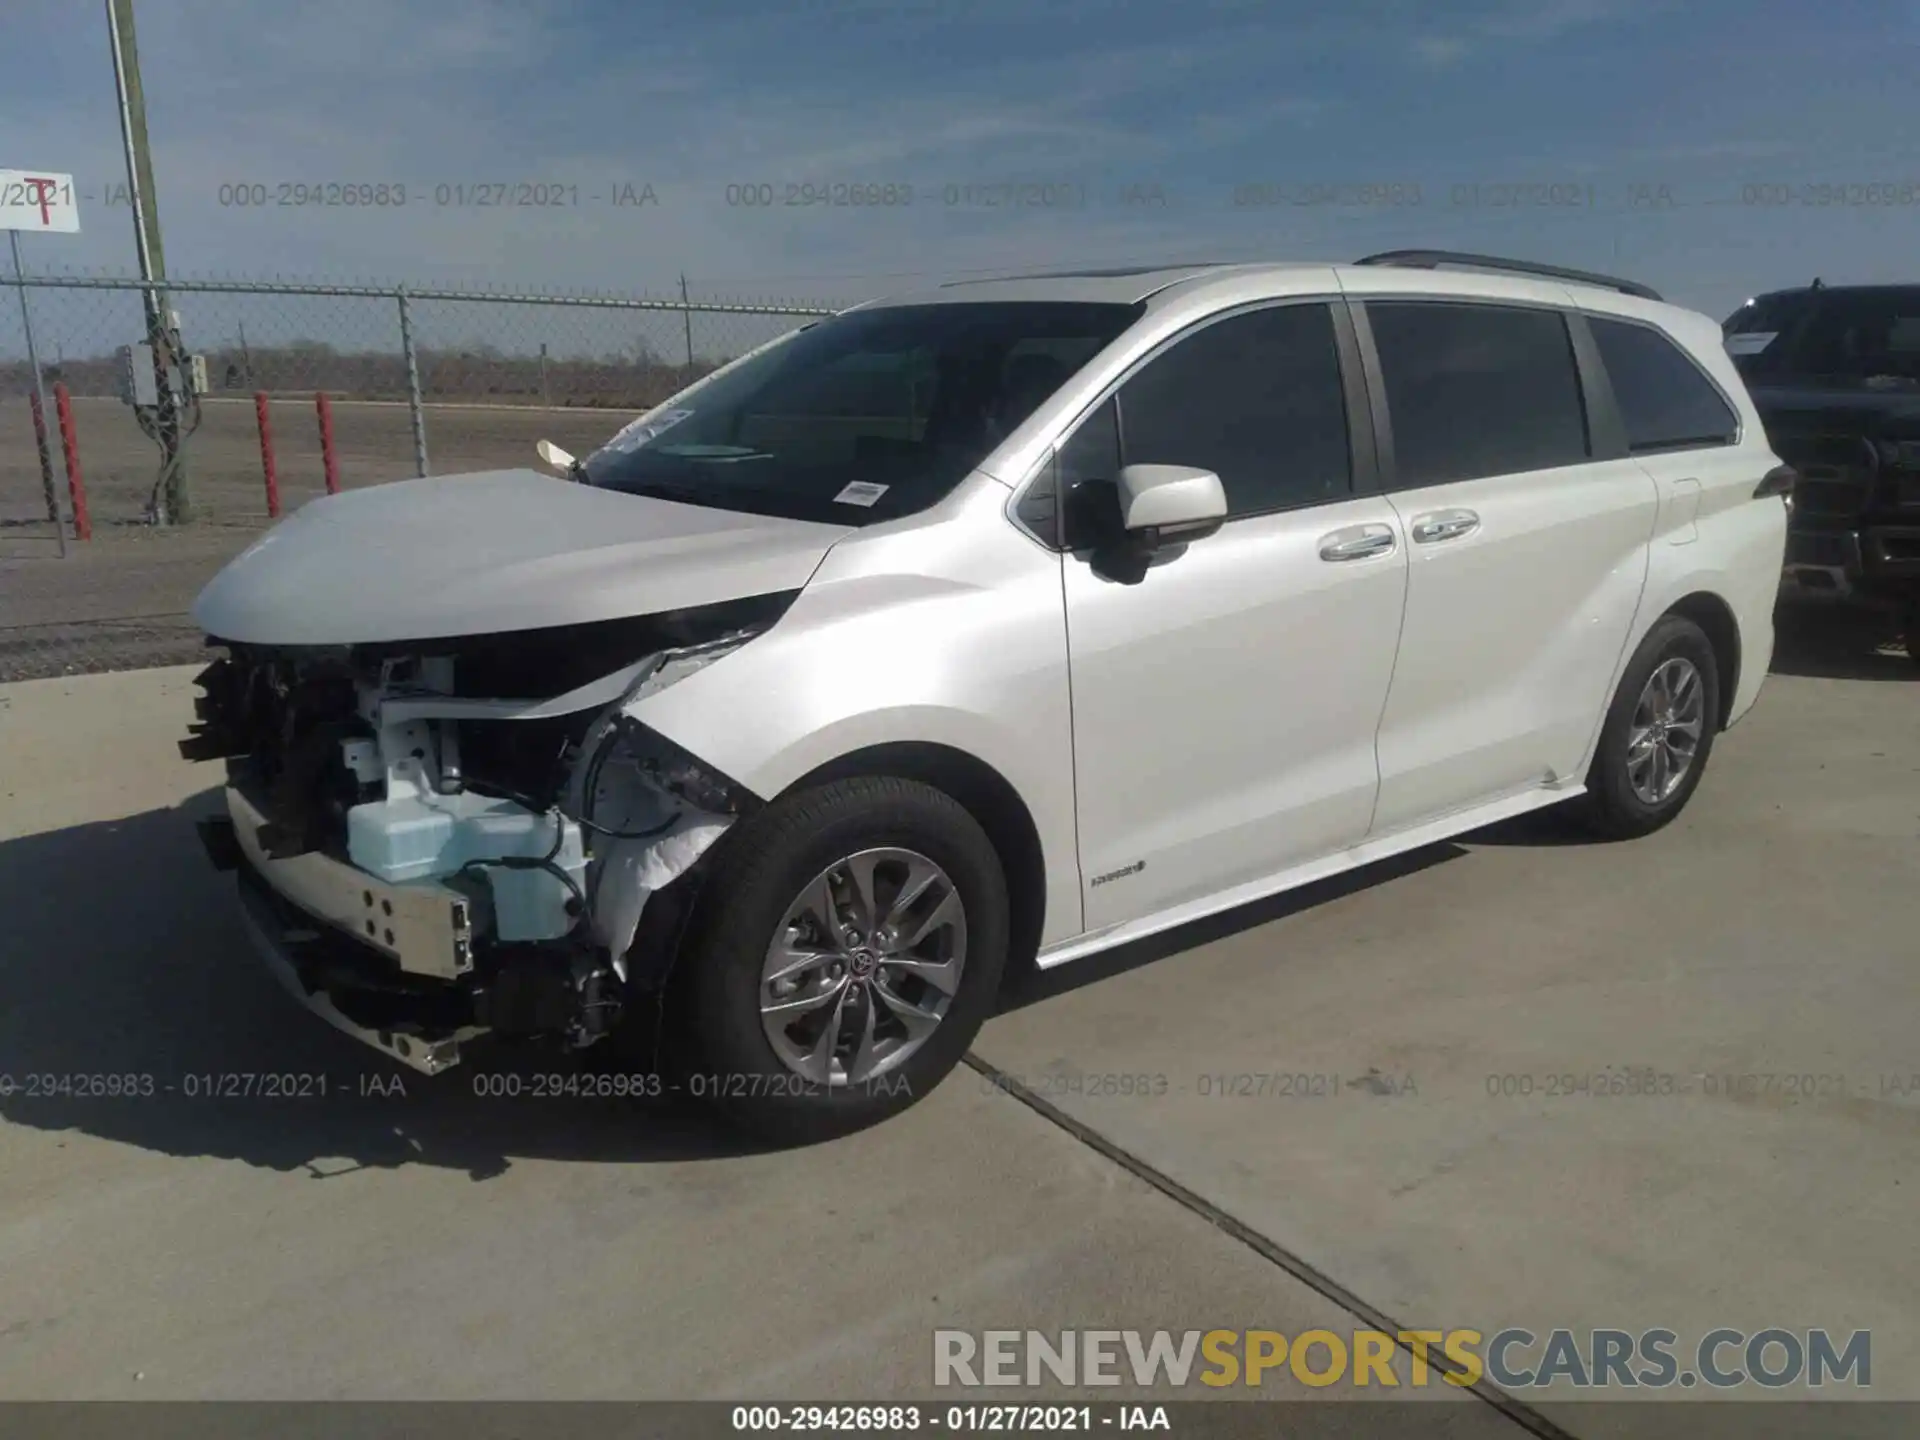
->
[
  {"left": 0, "top": 1072, "right": 406, "bottom": 1099},
  {"left": 730, "top": 1404, "right": 1170, "bottom": 1433},
  {"left": 977, "top": 1071, "right": 1418, "bottom": 1099},
  {"left": 721, "top": 182, "right": 1103, "bottom": 210},
  {"left": 467, "top": 1071, "right": 915, "bottom": 1100},
  {"left": 0, "top": 1070, "right": 922, "bottom": 1104}
]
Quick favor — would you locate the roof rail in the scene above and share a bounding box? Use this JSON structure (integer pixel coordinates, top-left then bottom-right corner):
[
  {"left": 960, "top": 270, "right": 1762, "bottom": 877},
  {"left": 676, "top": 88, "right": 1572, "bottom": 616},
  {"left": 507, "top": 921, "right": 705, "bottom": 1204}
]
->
[
  {"left": 1353, "top": 249, "right": 1662, "bottom": 302},
  {"left": 938, "top": 262, "right": 1231, "bottom": 287}
]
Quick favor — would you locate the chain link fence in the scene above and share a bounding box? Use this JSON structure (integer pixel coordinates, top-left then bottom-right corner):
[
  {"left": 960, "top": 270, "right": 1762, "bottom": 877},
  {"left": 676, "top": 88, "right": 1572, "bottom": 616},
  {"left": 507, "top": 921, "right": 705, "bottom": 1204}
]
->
[{"left": 0, "top": 273, "right": 840, "bottom": 681}]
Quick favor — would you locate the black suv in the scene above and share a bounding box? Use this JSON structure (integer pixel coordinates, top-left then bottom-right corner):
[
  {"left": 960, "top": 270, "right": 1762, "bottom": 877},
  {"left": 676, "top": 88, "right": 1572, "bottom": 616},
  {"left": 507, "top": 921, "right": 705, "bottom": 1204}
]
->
[{"left": 1726, "top": 282, "right": 1920, "bottom": 663}]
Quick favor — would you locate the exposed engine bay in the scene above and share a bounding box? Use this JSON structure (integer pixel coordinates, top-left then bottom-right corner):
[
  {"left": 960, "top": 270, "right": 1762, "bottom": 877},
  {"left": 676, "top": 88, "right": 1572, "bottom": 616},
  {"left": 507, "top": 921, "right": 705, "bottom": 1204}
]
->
[{"left": 181, "top": 598, "right": 789, "bottom": 1073}]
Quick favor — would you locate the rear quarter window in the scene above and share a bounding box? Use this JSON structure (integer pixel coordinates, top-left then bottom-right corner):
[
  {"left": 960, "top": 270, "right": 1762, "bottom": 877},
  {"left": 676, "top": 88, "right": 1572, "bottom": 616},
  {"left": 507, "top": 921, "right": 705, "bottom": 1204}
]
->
[{"left": 1590, "top": 316, "right": 1741, "bottom": 453}]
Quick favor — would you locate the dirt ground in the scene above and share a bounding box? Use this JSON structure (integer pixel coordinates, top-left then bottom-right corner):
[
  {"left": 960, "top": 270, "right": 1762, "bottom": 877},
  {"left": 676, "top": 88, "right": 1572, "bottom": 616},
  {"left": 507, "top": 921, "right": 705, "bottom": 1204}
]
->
[
  {"left": 0, "top": 393, "right": 628, "bottom": 529},
  {"left": 0, "top": 396, "right": 632, "bottom": 680}
]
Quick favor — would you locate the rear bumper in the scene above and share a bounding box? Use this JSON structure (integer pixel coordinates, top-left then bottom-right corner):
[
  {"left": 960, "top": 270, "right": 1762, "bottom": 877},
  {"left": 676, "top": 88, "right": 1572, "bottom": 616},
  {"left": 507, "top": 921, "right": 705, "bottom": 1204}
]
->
[{"left": 1782, "top": 524, "right": 1920, "bottom": 602}]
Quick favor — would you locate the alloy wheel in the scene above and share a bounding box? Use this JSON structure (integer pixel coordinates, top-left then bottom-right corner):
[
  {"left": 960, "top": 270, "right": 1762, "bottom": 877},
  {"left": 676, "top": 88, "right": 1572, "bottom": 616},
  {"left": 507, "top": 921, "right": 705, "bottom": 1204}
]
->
[
  {"left": 1626, "top": 656, "right": 1705, "bottom": 805},
  {"left": 758, "top": 848, "right": 968, "bottom": 1086}
]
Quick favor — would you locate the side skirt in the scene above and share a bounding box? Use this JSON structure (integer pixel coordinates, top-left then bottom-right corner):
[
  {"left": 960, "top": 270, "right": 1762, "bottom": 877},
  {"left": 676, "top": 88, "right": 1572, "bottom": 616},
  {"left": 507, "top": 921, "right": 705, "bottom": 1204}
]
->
[{"left": 1034, "top": 781, "right": 1584, "bottom": 971}]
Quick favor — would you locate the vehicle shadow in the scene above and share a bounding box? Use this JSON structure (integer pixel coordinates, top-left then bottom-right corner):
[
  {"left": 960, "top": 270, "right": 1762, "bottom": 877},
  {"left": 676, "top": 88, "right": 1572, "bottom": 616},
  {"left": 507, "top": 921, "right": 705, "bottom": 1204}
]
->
[
  {"left": 1770, "top": 604, "right": 1915, "bottom": 682},
  {"left": 0, "top": 789, "right": 765, "bottom": 1180},
  {"left": 1453, "top": 805, "right": 1608, "bottom": 848},
  {"left": 996, "top": 842, "right": 1470, "bottom": 1013}
]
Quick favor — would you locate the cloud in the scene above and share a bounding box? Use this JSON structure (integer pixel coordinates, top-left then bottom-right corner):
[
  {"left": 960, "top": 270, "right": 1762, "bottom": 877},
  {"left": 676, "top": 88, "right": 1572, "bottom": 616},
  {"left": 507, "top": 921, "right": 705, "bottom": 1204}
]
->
[
  {"left": 0, "top": 0, "right": 1912, "bottom": 330},
  {"left": 1409, "top": 0, "right": 1642, "bottom": 66},
  {"left": 1412, "top": 36, "right": 1474, "bottom": 67},
  {"left": 0, "top": 0, "right": 1343, "bottom": 297}
]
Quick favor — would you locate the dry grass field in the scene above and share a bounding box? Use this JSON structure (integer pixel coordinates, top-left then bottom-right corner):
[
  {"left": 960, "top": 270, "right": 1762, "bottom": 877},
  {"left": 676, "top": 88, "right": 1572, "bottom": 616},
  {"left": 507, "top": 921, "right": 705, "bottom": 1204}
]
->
[{"left": 0, "top": 396, "right": 633, "bottom": 679}]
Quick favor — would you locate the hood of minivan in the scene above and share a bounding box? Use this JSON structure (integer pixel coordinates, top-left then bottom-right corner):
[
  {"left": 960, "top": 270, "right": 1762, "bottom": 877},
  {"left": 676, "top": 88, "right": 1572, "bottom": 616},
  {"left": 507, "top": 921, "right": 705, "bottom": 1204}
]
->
[{"left": 191, "top": 468, "right": 852, "bottom": 646}]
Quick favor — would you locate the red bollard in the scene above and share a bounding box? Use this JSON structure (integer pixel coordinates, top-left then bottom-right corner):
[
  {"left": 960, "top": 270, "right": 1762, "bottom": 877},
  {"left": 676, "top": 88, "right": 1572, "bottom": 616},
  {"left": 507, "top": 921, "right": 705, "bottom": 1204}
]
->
[
  {"left": 52, "top": 383, "right": 91, "bottom": 541},
  {"left": 315, "top": 391, "right": 339, "bottom": 494},
  {"left": 254, "top": 391, "right": 281, "bottom": 518}
]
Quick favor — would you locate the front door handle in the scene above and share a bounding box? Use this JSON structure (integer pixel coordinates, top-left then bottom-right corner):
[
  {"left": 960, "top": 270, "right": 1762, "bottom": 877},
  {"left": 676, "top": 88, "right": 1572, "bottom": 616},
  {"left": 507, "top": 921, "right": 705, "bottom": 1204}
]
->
[
  {"left": 1318, "top": 523, "right": 1397, "bottom": 562},
  {"left": 1410, "top": 508, "right": 1480, "bottom": 544}
]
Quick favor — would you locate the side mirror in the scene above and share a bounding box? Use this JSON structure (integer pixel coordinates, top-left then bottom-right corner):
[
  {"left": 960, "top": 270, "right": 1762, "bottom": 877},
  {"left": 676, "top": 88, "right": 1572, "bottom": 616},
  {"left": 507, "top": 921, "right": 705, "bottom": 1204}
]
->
[
  {"left": 1117, "top": 464, "right": 1227, "bottom": 546},
  {"left": 536, "top": 439, "right": 577, "bottom": 477}
]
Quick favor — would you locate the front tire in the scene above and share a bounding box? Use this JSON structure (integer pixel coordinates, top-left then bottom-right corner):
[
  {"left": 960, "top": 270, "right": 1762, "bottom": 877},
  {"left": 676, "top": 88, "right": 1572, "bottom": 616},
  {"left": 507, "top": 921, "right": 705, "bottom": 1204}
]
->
[
  {"left": 1577, "top": 614, "right": 1721, "bottom": 840},
  {"left": 673, "top": 776, "right": 1009, "bottom": 1144}
]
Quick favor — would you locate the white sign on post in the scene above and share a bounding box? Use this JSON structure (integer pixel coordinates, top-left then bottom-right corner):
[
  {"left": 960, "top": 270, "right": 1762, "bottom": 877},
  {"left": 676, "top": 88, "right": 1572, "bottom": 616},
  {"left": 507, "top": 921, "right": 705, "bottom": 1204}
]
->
[{"left": 0, "top": 169, "right": 82, "bottom": 233}]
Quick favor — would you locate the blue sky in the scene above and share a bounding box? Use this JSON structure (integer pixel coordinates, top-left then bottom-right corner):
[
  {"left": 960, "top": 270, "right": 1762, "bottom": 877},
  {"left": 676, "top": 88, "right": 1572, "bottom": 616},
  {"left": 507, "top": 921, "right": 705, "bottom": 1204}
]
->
[{"left": 3, "top": 0, "right": 1917, "bottom": 320}]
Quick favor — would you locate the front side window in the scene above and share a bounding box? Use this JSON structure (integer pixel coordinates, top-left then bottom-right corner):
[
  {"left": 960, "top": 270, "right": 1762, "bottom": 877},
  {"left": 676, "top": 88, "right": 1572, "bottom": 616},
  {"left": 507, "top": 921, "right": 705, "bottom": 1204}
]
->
[
  {"left": 1589, "top": 316, "right": 1739, "bottom": 453},
  {"left": 1114, "top": 303, "right": 1352, "bottom": 516},
  {"left": 581, "top": 301, "right": 1142, "bottom": 526},
  {"left": 1368, "top": 301, "right": 1590, "bottom": 487}
]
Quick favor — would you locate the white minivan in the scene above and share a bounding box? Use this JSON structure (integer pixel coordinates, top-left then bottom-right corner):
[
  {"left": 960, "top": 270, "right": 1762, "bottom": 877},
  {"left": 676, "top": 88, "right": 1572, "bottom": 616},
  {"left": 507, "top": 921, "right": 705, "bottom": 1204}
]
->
[{"left": 184, "top": 250, "right": 1790, "bottom": 1142}]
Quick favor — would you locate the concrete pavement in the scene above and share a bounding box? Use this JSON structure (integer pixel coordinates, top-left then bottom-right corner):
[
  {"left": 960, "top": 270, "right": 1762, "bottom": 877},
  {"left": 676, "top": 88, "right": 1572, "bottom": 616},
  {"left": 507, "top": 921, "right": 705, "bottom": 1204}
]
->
[{"left": 1, "top": 652, "right": 1914, "bottom": 1433}]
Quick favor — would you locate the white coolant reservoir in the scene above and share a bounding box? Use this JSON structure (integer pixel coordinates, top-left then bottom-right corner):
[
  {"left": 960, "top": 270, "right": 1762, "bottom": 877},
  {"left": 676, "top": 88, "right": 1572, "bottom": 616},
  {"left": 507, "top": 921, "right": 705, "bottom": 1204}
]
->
[{"left": 346, "top": 791, "right": 586, "bottom": 942}]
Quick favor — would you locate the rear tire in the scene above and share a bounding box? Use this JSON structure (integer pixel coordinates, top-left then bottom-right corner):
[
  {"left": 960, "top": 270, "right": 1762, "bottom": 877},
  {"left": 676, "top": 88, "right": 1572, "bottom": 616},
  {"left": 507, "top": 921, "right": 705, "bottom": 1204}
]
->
[
  {"left": 1577, "top": 614, "right": 1721, "bottom": 840},
  {"left": 1902, "top": 601, "right": 1920, "bottom": 671},
  {"left": 671, "top": 776, "right": 1008, "bottom": 1145}
]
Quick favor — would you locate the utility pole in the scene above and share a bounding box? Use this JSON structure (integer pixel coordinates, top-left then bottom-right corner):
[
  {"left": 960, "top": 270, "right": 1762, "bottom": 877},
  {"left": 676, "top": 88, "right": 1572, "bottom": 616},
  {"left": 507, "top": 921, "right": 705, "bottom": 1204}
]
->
[
  {"left": 106, "top": 0, "right": 190, "bottom": 522},
  {"left": 679, "top": 273, "right": 694, "bottom": 371}
]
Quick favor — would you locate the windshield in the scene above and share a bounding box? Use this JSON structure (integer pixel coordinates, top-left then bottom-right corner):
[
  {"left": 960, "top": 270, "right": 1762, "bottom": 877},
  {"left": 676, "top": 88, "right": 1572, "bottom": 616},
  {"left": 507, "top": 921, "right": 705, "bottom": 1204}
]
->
[
  {"left": 1725, "top": 288, "right": 1920, "bottom": 386},
  {"left": 581, "top": 300, "right": 1144, "bottom": 525}
]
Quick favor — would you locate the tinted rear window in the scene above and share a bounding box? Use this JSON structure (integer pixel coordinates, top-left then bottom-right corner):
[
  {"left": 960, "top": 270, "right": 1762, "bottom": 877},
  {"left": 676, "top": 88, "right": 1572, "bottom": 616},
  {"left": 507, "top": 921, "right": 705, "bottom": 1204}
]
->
[
  {"left": 1724, "top": 292, "right": 1810, "bottom": 335},
  {"left": 1726, "top": 288, "right": 1920, "bottom": 384}
]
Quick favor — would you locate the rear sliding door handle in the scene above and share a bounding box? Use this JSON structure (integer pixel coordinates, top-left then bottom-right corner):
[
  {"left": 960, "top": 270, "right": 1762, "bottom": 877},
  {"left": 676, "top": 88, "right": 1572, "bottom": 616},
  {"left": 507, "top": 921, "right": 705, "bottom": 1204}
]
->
[
  {"left": 1318, "top": 524, "right": 1397, "bottom": 562},
  {"left": 1410, "top": 508, "right": 1480, "bottom": 544}
]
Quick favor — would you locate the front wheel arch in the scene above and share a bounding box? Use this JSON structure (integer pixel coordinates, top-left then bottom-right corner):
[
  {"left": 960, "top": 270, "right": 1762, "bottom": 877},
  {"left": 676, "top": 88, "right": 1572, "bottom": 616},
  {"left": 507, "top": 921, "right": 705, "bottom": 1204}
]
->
[{"left": 780, "top": 742, "right": 1047, "bottom": 986}]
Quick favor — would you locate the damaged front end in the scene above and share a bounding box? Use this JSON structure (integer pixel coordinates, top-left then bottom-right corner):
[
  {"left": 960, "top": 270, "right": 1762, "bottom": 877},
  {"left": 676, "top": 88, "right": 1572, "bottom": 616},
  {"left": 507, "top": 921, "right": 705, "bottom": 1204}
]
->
[{"left": 182, "top": 600, "right": 786, "bottom": 1074}]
